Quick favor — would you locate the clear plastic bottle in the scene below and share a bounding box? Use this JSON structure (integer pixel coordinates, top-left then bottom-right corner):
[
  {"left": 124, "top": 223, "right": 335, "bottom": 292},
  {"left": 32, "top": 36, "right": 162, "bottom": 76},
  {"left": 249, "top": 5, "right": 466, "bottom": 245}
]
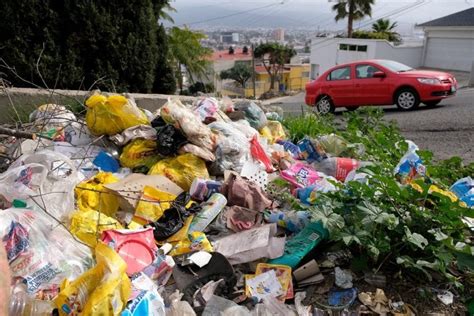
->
[
  {"left": 9, "top": 285, "right": 55, "bottom": 316},
  {"left": 313, "top": 157, "right": 371, "bottom": 181}
]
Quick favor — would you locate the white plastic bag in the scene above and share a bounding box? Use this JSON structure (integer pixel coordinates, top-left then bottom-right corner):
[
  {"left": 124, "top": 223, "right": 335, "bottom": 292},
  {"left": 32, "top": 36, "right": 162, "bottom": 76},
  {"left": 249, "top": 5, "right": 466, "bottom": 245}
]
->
[{"left": 0, "top": 208, "right": 93, "bottom": 296}]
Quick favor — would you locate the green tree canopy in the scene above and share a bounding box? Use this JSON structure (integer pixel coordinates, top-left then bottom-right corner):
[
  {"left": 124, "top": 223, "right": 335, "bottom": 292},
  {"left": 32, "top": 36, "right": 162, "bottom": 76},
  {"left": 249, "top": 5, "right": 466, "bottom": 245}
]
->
[
  {"left": 372, "top": 18, "right": 401, "bottom": 43},
  {"left": 167, "top": 26, "right": 212, "bottom": 93},
  {"left": 0, "top": 0, "right": 176, "bottom": 93},
  {"left": 254, "top": 43, "right": 296, "bottom": 91},
  {"left": 220, "top": 63, "right": 252, "bottom": 88},
  {"left": 332, "top": 0, "right": 375, "bottom": 38}
]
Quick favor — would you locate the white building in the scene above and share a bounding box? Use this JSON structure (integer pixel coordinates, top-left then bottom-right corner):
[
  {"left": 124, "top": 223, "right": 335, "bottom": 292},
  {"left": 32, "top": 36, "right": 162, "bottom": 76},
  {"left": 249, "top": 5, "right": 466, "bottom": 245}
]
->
[
  {"left": 419, "top": 7, "right": 474, "bottom": 71},
  {"left": 309, "top": 38, "right": 423, "bottom": 79},
  {"left": 309, "top": 8, "right": 474, "bottom": 79}
]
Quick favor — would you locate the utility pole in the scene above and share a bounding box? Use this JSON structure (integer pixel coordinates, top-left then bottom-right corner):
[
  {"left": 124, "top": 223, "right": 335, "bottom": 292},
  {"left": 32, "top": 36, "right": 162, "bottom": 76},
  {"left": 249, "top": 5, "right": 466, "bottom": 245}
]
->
[{"left": 251, "top": 43, "right": 256, "bottom": 99}]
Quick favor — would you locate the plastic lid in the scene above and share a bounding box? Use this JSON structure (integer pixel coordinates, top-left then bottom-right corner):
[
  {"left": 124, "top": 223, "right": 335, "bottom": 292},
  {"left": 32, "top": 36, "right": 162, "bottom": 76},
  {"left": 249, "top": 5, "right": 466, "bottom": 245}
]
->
[
  {"left": 13, "top": 200, "right": 27, "bottom": 208},
  {"left": 116, "top": 240, "right": 155, "bottom": 275}
]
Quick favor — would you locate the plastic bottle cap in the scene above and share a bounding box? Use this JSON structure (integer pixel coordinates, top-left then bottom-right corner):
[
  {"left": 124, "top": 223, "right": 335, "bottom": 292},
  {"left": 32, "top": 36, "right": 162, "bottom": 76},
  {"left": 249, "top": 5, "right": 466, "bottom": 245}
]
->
[{"left": 13, "top": 199, "right": 27, "bottom": 208}]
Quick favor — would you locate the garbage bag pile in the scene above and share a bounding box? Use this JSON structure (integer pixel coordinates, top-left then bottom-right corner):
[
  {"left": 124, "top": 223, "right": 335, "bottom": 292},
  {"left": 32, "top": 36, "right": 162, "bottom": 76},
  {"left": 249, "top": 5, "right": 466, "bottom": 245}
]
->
[{"left": 0, "top": 92, "right": 472, "bottom": 316}]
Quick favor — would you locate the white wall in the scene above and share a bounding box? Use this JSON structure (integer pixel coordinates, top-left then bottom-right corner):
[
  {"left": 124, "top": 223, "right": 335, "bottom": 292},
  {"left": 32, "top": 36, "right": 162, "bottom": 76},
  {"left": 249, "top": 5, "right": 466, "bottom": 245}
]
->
[
  {"left": 310, "top": 38, "right": 423, "bottom": 78},
  {"left": 374, "top": 41, "right": 423, "bottom": 68}
]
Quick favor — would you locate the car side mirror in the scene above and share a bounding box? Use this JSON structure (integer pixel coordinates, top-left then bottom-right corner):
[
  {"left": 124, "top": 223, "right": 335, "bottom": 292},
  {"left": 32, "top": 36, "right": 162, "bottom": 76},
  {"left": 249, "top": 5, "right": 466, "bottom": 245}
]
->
[{"left": 373, "top": 71, "right": 386, "bottom": 78}]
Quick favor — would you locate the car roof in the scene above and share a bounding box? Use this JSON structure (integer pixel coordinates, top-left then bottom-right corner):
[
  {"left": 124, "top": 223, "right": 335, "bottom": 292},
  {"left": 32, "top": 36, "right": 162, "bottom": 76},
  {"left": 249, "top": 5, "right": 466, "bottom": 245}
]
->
[{"left": 332, "top": 59, "right": 385, "bottom": 68}]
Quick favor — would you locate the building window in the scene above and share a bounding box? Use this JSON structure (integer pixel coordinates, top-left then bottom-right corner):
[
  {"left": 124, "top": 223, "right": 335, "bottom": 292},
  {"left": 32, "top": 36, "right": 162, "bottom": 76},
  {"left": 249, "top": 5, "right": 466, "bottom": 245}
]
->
[
  {"left": 339, "top": 44, "right": 368, "bottom": 52},
  {"left": 327, "top": 66, "right": 351, "bottom": 81},
  {"left": 302, "top": 71, "right": 310, "bottom": 78}
]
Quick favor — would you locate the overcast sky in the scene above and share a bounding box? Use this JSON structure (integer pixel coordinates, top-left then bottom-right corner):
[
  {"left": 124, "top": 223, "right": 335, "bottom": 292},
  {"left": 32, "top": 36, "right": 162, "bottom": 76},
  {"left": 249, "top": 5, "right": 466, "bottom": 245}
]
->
[{"left": 168, "top": 0, "right": 473, "bottom": 31}]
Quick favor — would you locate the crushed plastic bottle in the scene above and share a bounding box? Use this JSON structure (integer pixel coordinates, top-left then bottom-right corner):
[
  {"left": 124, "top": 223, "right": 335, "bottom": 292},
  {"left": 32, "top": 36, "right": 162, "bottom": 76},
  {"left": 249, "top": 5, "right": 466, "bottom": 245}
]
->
[
  {"left": 9, "top": 285, "right": 55, "bottom": 316},
  {"left": 313, "top": 157, "right": 371, "bottom": 182}
]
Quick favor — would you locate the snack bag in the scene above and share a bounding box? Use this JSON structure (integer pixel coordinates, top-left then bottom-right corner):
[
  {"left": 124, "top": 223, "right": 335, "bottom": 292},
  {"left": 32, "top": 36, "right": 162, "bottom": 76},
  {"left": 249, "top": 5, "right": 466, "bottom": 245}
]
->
[
  {"left": 169, "top": 232, "right": 213, "bottom": 256},
  {"left": 55, "top": 242, "right": 132, "bottom": 316},
  {"left": 280, "top": 163, "right": 320, "bottom": 188}
]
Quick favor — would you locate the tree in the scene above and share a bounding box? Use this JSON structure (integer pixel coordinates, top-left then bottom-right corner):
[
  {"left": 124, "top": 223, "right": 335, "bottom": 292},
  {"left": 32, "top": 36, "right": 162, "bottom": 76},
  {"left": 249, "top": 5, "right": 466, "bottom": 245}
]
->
[
  {"left": 242, "top": 46, "right": 249, "bottom": 54},
  {"left": 372, "top": 18, "right": 401, "bottom": 43},
  {"left": 254, "top": 43, "right": 296, "bottom": 91},
  {"left": 332, "top": 0, "right": 375, "bottom": 38},
  {"left": 168, "top": 26, "right": 212, "bottom": 93},
  {"left": 0, "top": 0, "right": 177, "bottom": 93},
  {"left": 220, "top": 63, "right": 252, "bottom": 88}
]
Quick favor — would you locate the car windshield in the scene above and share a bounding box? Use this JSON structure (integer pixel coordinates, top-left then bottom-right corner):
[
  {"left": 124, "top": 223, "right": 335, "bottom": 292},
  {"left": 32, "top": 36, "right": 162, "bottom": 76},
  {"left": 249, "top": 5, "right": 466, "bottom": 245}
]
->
[{"left": 376, "top": 60, "right": 413, "bottom": 72}]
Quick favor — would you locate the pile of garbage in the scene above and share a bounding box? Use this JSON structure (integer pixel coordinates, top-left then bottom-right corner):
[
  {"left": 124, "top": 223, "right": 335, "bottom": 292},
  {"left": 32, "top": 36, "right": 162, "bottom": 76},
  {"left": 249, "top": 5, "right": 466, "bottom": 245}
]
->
[{"left": 0, "top": 91, "right": 472, "bottom": 315}]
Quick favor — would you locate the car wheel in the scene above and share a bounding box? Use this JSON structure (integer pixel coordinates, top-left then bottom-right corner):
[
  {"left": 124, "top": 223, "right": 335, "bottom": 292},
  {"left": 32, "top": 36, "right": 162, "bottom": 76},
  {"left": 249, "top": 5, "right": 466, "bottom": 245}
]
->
[
  {"left": 396, "top": 89, "right": 420, "bottom": 111},
  {"left": 316, "top": 96, "right": 335, "bottom": 114},
  {"left": 424, "top": 100, "right": 441, "bottom": 108},
  {"left": 345, "top": 106, "right": 359, "bottom": 112}
]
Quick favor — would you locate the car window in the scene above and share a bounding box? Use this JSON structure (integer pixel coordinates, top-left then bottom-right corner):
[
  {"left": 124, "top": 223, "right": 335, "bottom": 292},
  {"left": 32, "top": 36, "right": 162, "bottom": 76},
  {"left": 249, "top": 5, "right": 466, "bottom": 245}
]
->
[
  {"left": 376, "top": 60, "right": 412, "bottom": 72},
  {"left": 356, "top": 64, "right": 382, "bottom": 79},
  {"left": 327, "top": 66, "right": 351, "bottom": 81}
]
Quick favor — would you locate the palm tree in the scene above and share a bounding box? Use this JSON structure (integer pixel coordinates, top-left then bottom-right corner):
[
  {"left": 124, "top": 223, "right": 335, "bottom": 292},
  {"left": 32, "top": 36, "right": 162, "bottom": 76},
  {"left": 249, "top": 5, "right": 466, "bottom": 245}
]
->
[
  {"left": 167, "top": 27, "right": 212, "bottom": 93},
  {"left": 332, "top": 0, "right": 375, "bottom": 38},
  {"left": 372, "top": 18, "right": 401, "bottom": 42}
]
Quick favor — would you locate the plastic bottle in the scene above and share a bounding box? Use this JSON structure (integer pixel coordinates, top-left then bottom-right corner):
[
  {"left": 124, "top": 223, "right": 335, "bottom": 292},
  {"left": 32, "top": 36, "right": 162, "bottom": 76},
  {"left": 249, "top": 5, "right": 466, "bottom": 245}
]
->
[
  {"left": 9, "top": 286, "right": 55, "bottom": 316},
  {"left": 188, "top": 193, "right": 227, "bottom": 233},
  {"left": 313, "top": 157, "right": 371, "bottom": 182}
]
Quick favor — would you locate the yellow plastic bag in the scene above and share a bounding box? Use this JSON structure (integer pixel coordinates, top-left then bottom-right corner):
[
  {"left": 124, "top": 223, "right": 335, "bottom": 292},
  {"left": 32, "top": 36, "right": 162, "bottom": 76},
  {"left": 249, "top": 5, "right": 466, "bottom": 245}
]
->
[
  {"left": 85, "top": 92, "right": 149, "bottom": 136},
  {"left": 169, "top": 232, "right": 213, "bottom": 256},
  {"left": 148, "top": 153, "right": 209, "bottom": 191},
  {"left": 119, "top": 139, "right": 161, "bottom": 170},
  {"left": 75, "top": 172, "right": 120, "bottom": 217},
  {"left": 70, "top": 209, "right": 123, "bottom": 247},
  {"left": 55, "top": 242, "right": 131, "bottom": 316},
  {"left": 260, "top": 121, "right": 286, "bottom": 144},
  {"left": 135, "top": 186, "right": 177, "bottom": 222}
]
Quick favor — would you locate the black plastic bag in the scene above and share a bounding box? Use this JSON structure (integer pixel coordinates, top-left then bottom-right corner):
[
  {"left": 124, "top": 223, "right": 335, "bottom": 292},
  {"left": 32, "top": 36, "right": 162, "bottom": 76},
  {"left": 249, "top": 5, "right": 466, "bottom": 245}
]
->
[
  {"left": 148, "top": 192, "right": 201, "bottom": 241},
  {"left": 153, "top": 117, "right": 188, "bottom": 156}
]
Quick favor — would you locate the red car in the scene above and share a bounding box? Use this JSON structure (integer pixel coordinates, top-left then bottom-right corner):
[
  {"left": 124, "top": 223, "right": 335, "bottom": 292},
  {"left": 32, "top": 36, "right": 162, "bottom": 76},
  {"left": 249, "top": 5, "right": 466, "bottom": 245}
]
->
[{"left": 305, "top": 59, "right": 457, "bottom": 113}]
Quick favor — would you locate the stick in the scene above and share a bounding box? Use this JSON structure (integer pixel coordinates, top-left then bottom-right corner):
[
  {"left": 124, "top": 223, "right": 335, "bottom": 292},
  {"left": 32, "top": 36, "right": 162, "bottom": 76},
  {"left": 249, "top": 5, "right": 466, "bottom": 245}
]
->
[{"left": 0, "top": 126, "right": 53, "bottom": 140}]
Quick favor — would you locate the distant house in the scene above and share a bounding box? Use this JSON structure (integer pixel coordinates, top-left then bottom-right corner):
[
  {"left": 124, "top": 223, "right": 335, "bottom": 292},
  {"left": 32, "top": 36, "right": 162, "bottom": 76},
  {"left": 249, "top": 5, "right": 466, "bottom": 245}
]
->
[
  {"left": 310, "top": 8, "right": 474, "bottom": 78},
  {"left": 419, "top": 7, "right": 474, "bottom": 71}
]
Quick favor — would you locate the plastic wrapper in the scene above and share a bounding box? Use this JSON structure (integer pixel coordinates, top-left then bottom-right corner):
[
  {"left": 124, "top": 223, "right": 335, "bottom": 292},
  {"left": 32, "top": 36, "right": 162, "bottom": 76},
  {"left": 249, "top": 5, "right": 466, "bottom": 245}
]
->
[
  {"left": 75, "top": 172, "right": 120, "bottom": 217},
  {"left": 450, "top": 177, "right": 474, "bottom": 207},
  {"left": 160, "top": 99, "right": 215, "bottom": 151},
  {"left": 1, "top": 150, "right": 80, "bottom": 221},
  {"left": 193, "top": 97, "right": 219, "bottom": 121},
  {"left": 277, "top": 140, "right": 301, "bottom": 159},
  {"left": 315, "top": 134, "right": 365, "bottom": 158},
  {"left": 109, "top": 125, "right": 157, "bottom": 146},
  {"left": 231, "top": 120, "right": 259, "bottom": 138},
  {"left": 121, "top": 289, "right": 165, "bottom": 316},
  {"left": 135, "top": 186, "right": 177, "bottom": 222},
  {"left": 70, "top": 209, "right": 124, "bottom": 247},
  {"left": 298, "top": 138, "right": 327, "bottom": 163},
  {"left": 85, "top": 92, "right": 149, "bottom": 136},
  {"left": 394, "top": 141, "right": 426, "bottom": 184},
  {"left": 296, "top": 177, "right": 338, "bottom": 205},
  {"left": 55, "top": 242, "right": 132, "bottom": 316},
  {"left": 0, "top": 208, "right": 93, "bottom": 297},
  {"left": 169, "top": 231, "right": 213, "bottom": 256},
  {"left": 209, "top": 121, "right": 250, "bottom": 175},
  {"left": 280, "top": 162, "right": 321, "bottom": 188},
  {"left": 233, "top": 100, "right": 268, "bottom": 130},
  {"left": 148, "top": 153, "right": 209, "bottom": 191},
  {"left": 120, "top": 139, "right": 162, "bottom": 170},
  {"left": 260, "top": 121, "right": 286, "bottom": 144},
  {"left": 178, "top": 144, "right": 216, "bottom": 162}
]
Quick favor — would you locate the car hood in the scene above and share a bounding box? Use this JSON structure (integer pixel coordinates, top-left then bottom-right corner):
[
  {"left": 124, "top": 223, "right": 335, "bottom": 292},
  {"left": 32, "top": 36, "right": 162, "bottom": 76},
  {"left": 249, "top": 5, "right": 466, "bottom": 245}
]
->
[{"left": 399, "top": 69, "right": 453, "bottom": 79}]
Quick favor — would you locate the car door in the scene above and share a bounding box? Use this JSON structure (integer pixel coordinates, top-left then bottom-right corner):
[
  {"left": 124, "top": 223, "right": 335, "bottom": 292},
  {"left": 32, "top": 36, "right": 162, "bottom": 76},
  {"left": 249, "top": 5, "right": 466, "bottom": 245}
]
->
[
  {"left": 325, "top": 65, "right": 354, "bottom": 106},
  {"left": 354, "top": 63, "right": 392, "bottom": 105}
]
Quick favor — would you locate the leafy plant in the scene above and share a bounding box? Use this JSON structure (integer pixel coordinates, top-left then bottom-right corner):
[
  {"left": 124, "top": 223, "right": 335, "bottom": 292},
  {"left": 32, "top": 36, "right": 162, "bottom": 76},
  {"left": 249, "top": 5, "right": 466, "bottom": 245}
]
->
[{"left": 282, "top": 109, "right": 474, "bottom": 288}]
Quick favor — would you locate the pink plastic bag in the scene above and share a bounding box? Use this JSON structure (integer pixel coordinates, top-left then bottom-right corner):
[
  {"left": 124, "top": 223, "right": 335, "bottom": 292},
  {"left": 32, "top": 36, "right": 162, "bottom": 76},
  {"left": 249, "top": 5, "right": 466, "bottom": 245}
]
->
[
  {"left": 250, "top": 135, "right": 274, "bottom": 172},
  {"left": 280, "top": 163, "right": 320, "bottom": 188}
]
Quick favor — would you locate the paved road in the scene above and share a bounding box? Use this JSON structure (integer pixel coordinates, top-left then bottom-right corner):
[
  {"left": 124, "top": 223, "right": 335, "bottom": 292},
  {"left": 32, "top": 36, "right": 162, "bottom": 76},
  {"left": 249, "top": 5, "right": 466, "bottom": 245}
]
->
[{"left": 271, "top": 89, "right": 474, "bottom": 162}]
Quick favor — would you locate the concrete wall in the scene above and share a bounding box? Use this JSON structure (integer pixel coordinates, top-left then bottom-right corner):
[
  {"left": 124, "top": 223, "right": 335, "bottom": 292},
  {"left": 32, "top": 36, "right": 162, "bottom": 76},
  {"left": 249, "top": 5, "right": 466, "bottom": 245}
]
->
[
  {"left": 310, "top": 38, "right": 423, "bottom": 78},
  {"left": 0, "top": 87, "right": 197, "bottom": 124}
]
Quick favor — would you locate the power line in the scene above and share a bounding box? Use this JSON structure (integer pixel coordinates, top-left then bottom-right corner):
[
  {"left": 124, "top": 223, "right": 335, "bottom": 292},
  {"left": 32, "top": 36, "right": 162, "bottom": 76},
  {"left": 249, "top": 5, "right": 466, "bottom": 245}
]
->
[{"left": 177, "top": 2, "right": 284, "bottom": 27}]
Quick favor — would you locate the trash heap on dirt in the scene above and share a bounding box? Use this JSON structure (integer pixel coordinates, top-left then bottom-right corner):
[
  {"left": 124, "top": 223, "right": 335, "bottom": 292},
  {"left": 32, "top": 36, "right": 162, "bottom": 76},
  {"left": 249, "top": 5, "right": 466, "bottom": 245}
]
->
[{"left": 0, "top": 91, "right": 472, "bottom": 315}]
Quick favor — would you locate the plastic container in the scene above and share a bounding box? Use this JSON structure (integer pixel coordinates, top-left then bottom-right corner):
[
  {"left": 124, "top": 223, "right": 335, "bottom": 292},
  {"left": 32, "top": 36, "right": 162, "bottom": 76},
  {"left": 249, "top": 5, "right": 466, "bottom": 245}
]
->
[
  {"left": 188, "top": 193, "right": 227, "bottom": 233},
  {"left": 9, "top": 286, "right": 55, "bottom": 316}
]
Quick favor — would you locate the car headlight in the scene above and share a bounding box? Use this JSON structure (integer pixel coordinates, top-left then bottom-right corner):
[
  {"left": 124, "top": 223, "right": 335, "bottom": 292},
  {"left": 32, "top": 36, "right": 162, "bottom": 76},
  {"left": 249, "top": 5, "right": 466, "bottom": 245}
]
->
[{"left": 417, "top": 78, "right": 441, "bottom": 85}]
